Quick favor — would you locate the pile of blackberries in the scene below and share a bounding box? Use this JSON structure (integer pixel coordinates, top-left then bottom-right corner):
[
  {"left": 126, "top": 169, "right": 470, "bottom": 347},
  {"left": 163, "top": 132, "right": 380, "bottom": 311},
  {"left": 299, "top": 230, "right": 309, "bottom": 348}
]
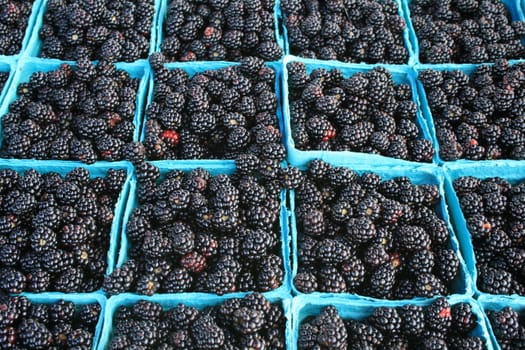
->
[
  {"left": 293, "top": 160, "right": 461, "bottom": 299},
  {"left": 281, "top": 0, "right": 409, "bottom": 63},
  {"left": 39, "top": 0, "right": 154, "bottom": 62},
  {"left": 420, "top": 60, "right": 525, "bottom": 161},
  {"left": 0, "top": 167, "right": 126, "bottom": 293},
  {"left": 0, "top": 296, "right": 100, "bottom": 349},
  {"left": 109, "top": 294, "right": 284, "bottom": 349},
  {"left": 288, "top": 62, "right": 434, "bottom": 162},
  {"left": 0, "top": 0, "right": 33, "bottom": 55},
  {"left": 298, "top": 299, "right": 485, "bottom": 349},
  {"left": 454, "top": 175, "right": 525, "bottom": 295},
  {"left": 161, "top": 0, "right": 282, "bottom": 62},
  {"left": 0, "top": 72, "right": 8, "bottom": 91},
  {"left": 410, "top": 0, "right": 525, "bottom": 63},
  {"left": 103, "top": 162, "right": 284, "bottom": 296},
  {"left": 487, "top": 306, "right": 525, "bottom": 350},
  {"left": 144, "top": 54, "right": 285, "bottom": 162},
  {"left": 0, "top": 60, "right": 140, "bottom": 164}
]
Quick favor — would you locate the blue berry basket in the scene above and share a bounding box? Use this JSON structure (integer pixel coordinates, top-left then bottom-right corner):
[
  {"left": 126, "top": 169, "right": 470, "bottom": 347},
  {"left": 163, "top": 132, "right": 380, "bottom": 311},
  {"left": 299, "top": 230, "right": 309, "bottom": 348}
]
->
[
  {"left": 0, "top": 158, "right": 133, "bottom": 279},
  {"left": 155, "top": 0, "right": 285, "bottom": 62},
  {"left": 114, "top": 161, "right": 293, "bottom": 296},
  {"left": 404, "top": 0, "right": 525, "bottom": 65},
  {"left": 139, "top": 60, "right": 285, "bottom": 165},
  {"left": 291, "top": 294, "right": 494, "bottom": 350},
  {"left": 97, "top": 291, "right": 292, "bottom": 350},
  {"left": 443, "top": 160, "right": 525, "bottom": 297},
  {"left": 23, "top": 0, "right": 161, "bottom": 62},
  {"left": 18, "top": 292, "right": 106, "bottom": 350},
  {"left": 281, "top": 56, "right": 438, "bottom": 168},
  {"left": 0, "top": 0, "right": 43, "bottom": 59},
  {"left": 478, "top": 294, "right": 525, "bottom": 350},
  {"left": 289, "top": 160, "right": 472, "bottom": 299},
  {"left": 280, "top": 0, "right": 417, "bottom": 66},
  {"left": 0, "top": 57, "right": 150, "bottom": 153}
]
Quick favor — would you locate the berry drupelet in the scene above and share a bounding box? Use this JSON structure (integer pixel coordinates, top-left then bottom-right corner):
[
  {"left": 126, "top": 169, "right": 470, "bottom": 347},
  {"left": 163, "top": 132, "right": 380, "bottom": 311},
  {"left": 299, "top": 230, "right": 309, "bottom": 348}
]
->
[
  {"left": 0, "top": 0, "right": 34, "bottom": 55},
  {"left": 420, "top": 62, "right": 525, "bottom": 161},
  {"left": 109, "top": 293, "right": 285, "bottom": 350},
  {"left": 161, "top": 0, "right": 282, "bottom": 61},
  {"left": 288, "top": 62, "right": 434, "bottom": 162},
  {"left": 298, "top": 299, "right": 485, "bottom": 349},
  {"left": 0, "top": 167, "right": 126, "bottom": 293},
  {"left": 454, "top": 175, "right": 525, "bottom": 295},
  {"left": 0, "top": 61, "right": 140, "bottom": 163},
  {"left": 104, "top": 161, "right": 284, "bottom": 295},
  {"left": 281, "top": 0, "right": 409, "bottom": 63},
  {"left": 39, "top": 0, "right": 154, "bottom": 61},
  {"left": 293, "top": 159, "right": 461, "bottom": 299},
  {"left": 410, "top": 0, "right": 525, "bottom": 63},
  {"left": 144, "top": 54, "right": 284, "bottom": 163}
]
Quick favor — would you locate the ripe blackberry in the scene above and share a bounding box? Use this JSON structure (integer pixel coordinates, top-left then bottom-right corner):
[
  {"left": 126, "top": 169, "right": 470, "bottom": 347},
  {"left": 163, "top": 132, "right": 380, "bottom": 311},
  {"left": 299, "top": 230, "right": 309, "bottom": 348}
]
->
[
  {"left": 488, "top": 307, "right": 520, "bottom": 341},
  {"left": 0, "top": 0, "right": 33, "bottom": 55}
]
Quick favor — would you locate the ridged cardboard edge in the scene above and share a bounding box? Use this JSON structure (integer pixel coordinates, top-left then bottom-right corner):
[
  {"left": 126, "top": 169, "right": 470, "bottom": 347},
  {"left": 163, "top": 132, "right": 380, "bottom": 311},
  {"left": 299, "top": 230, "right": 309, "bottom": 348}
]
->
[
  {"left": 114, "top": 161, "right": 292, "bottom": 297},
  {"left": 20, "top": 291, "right": 106, "bottom": 350},
  {"left": 23, "top": 0, "right": 160, "bottom": 60},
  {"left": 290, "top": 294, "right": 493, "bottom": 350},
  {"left": 139, "top": 60, "right": 285, "bottom": 163},
  {"left": 281, "top": 56, "right": 438, "bottom": 168},
  {"left": 155, "top": 0, "right": 285, "bottom": 61},
  {"left": 0, "top": 158, "right": 133, "bottom": 280},
  {"left": 97, "top": 291, "right": 292, "bottom": 350},
  {"left": 478, "top": 293, "right": 525, "bottom": 350},
  {"left": 288, "top": 160, "right": 473, "bottom": 299},
  {"left": 280, "top": 0, "right": 416, "bottom": 66},
  {"left": 0, "top": 57, "right": 150, "bottom": 153},
  {"left": 443, "top": 160, "right": 525, "bottom": 297},
  {"left": 402, "top": 0, "right": 525, "bottom": 65}
]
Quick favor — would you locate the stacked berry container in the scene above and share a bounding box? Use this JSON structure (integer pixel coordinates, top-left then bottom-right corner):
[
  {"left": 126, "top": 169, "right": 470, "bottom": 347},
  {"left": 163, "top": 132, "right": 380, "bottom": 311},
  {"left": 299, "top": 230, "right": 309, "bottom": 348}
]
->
[{"left": 0, "top": 0, "right": 525, "bottom": 348}]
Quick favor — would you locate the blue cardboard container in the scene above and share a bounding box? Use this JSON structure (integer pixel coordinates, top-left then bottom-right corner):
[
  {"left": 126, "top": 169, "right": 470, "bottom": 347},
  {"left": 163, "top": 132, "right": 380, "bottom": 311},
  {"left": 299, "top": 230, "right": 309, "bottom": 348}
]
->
[
  {"left": 0, "top": 57, "right": 150, "bottom": 153},
  {"left": 19, "top": 292, "right": 106, "bottom": 350},
  {"left": 281, "top": 56, "right": 437, "bottom": 168},
  {"left": 479, "top": 294, "right": 525, "bottom": 350},
  {"left": 97, "top": 291, "right": 292, "bottom": 350},
  {"left": 155, "top": 0, "right": 285, "bottom": 61},
  {"left": 140, "top": 60, "right": 284, "bottom": 164},
  {"left": 0, "top": 0, "right": 42, "bottom": 59},
  {"left": 443, "top": 160, "right": 525, "bottom": 297},
  {"left": 23, "top": 0, "right": 160, "bottom": 61},
  {"left": 0, "top": 158, "right": 133, "bottom": 279},
  {"left": 281, "top": 0, "right": 416, "bottom": 66},
  {"left": 289, "top": 160, "right": 472, "bottom": 299},
  {"left": 415, "top": 61, "right": 525, "bottom": 164},
  {"left": 115, "top": 161, "right": 292, "bottom": 296},
  {"left": 404, "top": 0, "right": 525, "bottom": 65},
  {"left": 291, "top": 294, "right": 493, "bottom": 350}
]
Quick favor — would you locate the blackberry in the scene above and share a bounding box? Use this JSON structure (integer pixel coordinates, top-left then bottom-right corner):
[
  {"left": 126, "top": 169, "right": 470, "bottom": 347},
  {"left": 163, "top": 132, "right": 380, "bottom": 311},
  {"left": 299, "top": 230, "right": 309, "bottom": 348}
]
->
[
  {"left": 0, "top": 0, "right": 33, "bottom": 55},
  {"left": 369, "top": 307, "right": 402, "bottom": 335},
  {"left": 488, "top": 307, "right": 520, "bottom": 341}
]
